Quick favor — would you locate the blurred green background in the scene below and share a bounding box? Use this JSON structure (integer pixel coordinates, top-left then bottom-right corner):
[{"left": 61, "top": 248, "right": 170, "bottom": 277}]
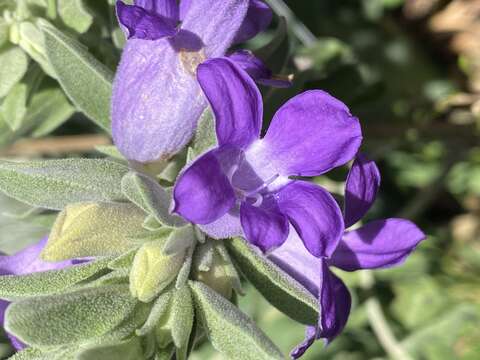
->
[{"left": 0, "top": 0, "right": 479, "bottom": 359}]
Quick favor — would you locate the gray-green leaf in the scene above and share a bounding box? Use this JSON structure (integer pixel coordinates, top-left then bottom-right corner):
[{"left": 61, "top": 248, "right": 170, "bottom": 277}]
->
[
  {"left": 226, "top": 237, "right": 318, "bottom": 325},
  {"left": 25, "top": 88, "right": 75, "bottom": 137},
  {"left": 189, "top": 281, "right": 285, "bottom": 360},
  {"left": 5, "top": 285, "right": 137, "bottom": 347},
  {"left": 171, "top": 285, "right": 194, "bottom": 350},
  {"left": 121, "top": 172, "right": 186, "bottom": 228},
  {"left": 57, "top": 0, "right": 93, "bottom": 34},
  {"left": 0, "top": 158, "right": 128, "bottom": 210},
  {"left": 192, "top": 108, "right": 216, "bottom": 157},
  {"left": 0, "top": 258, "right": 111, "bottom": 300},
  {"left": 0, "top": 47, "right": 28, "bottom": 98},
  {"left": 76, "top": 337, "right": 145, "bottom": 360},
  {"left": 1, "top": 83, "right": 27, "bottom": 131},
  {"left": 40, "top": 21, "right": 113, "bottom": 132}
]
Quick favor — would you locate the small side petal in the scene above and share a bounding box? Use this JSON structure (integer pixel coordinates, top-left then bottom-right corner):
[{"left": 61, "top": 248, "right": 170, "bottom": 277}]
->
[
  {"left": 228, "top": 50, "right": 291, "bottom": 88},
  {"left": 344, "top": 153, "right": 381, "bottom": 228},
  {"left": 197, "top": 58, "right": 263, "bottom": 149},
  {"left": 291, "top": 326, "right": 317, "bottom": 359},
  {"left": 135, "top": 0, "right": 179, "bottom": 21},
  {"left": 277, "top": 181, "right": 344, "bottom": 258},
  {"left": 330, "top": 218, "right": 426, "bottom": 271},
  {"left": 318, "top": 262, "right": 351, "bottom": 342},
  {"left": 240, "top": 199, "right": 289, "bottom": 253},
  {"left": 234, "top": 0, "right": 273, "bottom": 43},
  {"left": 116, "top": 2, "right": 177, "bottom": 40},
  {"left": 173, "top": 150, "right": 236, "bottom": 225},
  {"left": 181, "top": 0, "right": 249, "bottom": 57},
  {"left": 0, "top": 237, "right": 76, "bottom": 275},
  {"left": 258, "top": 90, "right": 362, "bottom": 177}
]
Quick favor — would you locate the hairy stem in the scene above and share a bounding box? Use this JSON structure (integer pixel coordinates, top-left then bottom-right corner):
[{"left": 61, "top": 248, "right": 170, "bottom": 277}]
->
[{"left": 360, "top": 271, "right": 414, "bottom": 360}]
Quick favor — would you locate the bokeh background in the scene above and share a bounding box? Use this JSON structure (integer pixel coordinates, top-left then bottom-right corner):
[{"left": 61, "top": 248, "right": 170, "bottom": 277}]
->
[{"left": 1, "top": 0, "right": 479, "bottom": 359}]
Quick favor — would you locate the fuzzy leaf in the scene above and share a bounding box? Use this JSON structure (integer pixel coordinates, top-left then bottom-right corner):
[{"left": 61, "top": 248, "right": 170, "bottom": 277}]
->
[
  {"left": 171, "top": 286, "right": 194, "bottom": 350},
  {"left": 136, "top": 289, "right": 173, "bottom": 337},
  {"left": 40, "top": 21, "right": 113, "bottom": 132},
  {"left": 76, "top": 337, "right": 144, "bottom": 360},
  {"left": 95, "top": 145, "right": 126, "bottom": 161},
  {"left": 190, "top": 281, "right": 284, "bottom": 360},
  {"left": 226, "top": 238, "right": 318, "bottom": 325},
  {"left": 163, "top": 226, "right": 196, "bottom": 255},
  {"left": 121, "top": 172, "right": 186, "bottom": 228},
  {"left": 0, "top": 258, "right": 111, "bottom": 300},
  {"left": 41, "top": 202, "right": 146, "bottom": 261},
  {"left": 108, "top": 249, "right": 137, "bottom": 271},
  {"left": 57, "top": 0, "right": 93, "bottom": 34},
  {"left": 0, "top": 47, "right": 28, "bottom": 98},
  {"left": 18, "top": 22, "right": 55, "bottom": 77},
  {"left": 192, "top": 109, "right": 216, "bottom": 157},
  {"left": 25, "top": 88, "right": 75, "bottom": 137},
  {"left": 5, "top": 285, "right": 137, "bottom": 347},
  {"left": 0, "top": 158, "right": 128, "bottom": 210},
  {"left": 0, "top": 19, "right": 8, "bottom": 47},
  {"left": 8, "top": 347, "right": 77, "bottom": 360},
  {"left": 1, "top": 83, "right": 27, "bottom": 131}
]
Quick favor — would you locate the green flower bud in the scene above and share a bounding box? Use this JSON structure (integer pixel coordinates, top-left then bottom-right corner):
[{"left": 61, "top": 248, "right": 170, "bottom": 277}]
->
[
  {"left": 130, "top": 240, "right": 186, "bottom": 303},
  {"left": 42, "top": 202, "right": 146, "bottom": 261},
  {"left": 194, "top": 246, "right": 234, "bottom": 300}
]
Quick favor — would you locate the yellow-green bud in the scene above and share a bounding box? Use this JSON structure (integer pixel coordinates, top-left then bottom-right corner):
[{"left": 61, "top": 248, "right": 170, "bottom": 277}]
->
[
  {"left": 194, "top": 249, "right": 234, "bottom": 300},
  {"left": 42, "top": 202, "right": 146, "bottom": 261},
  {"left": 130, "top": 241, "right": 186, "bottom": 303}
]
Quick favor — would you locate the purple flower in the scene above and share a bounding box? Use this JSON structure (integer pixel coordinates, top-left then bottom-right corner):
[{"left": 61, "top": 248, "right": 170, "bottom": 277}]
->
[
  {"left": 269, "top": 155, "right": 426, "bottom": 358},
  {"left": 112, "top": 0, "right": 275, "bottom": 163},
  {"left": 173, "top": 57, "right": 362, "bottom": 258},
  {"left": 0, "top": 237, "right": 79, "bottom": 351}
]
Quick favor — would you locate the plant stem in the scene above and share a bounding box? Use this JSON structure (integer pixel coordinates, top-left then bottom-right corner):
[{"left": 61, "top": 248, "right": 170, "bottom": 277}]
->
[
  {"left": 265, "top": 0, "right": 317, "bottom": 46},
  {"left": 360, "top": 271, "right": 414, "bottom": 360},
  {"left": 46, "top": 0, "right": 57, "bottom": 20}
]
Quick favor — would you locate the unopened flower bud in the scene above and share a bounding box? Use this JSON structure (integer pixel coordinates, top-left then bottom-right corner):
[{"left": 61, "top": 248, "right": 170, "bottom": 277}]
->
[
  {"left": 130, "top": 240, "right": 186, "bottom": 303},
  {"left": 42, "top": 202, "right": 146, "bottom": 261}
]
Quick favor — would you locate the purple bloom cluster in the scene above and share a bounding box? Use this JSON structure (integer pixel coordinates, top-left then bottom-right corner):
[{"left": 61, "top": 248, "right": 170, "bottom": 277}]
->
[{"left": 171, "top": 58, "right": 426, "bottom": 356}]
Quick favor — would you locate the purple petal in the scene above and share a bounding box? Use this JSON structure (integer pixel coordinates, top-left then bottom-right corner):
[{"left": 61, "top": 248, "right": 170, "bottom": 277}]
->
[
  {"left": 291, "top": 326, "right": 317, "bottom": 359},
  {"left": 116, "top": 2, "right": 177, "bottom": 40},
  {"left": 318, "top": 261, "right": 351, "bottom": 342},
  {"left": 112, "top": 40, "right": 205, "bottom": 162},
  {"left": 197, "top": 58, "right": 263, "bottom": 149},
  {"left": 234, "top": 0, "right": 273, "bottom": 43},
  {"left": 240, "top": 198, "right": 289, "bottom": 253},
  {"left": 330, "top": 219, "right": 426, "bottom": 271},
  {"left": 199, "top": 210, "right": 243, "bottom": 240},
  {"left": 251, "top": 90, "right": 362, "bottom": 177},
  {"left": 181, "top": 0, "right": 249, "bottom": 58},
  {"left": 344, "top": 154, "right": 381, "bottom": 228},
  {"left": 179, "top": 0, "right": 191, "bottom": 20},
  {"left": 134, "top": 0, "right": 179, "bottom": 21},
  {"left": 173, "top": 150, "right": 236, "bottom": 225},
  {"left": 277, "top": 181, "right": 344, "bottom": 258},
  {"left": 0, "top": 237, "right": 75, "bottom": 275},
  {"left": 270, "top": 232, "right": 351, "bottom": 355},
  {"left": 228, "top": 50, "right": 292, "bottom": 88},
  {"left": 269, "top": 227, "right": 321, "bottom": 297}
]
